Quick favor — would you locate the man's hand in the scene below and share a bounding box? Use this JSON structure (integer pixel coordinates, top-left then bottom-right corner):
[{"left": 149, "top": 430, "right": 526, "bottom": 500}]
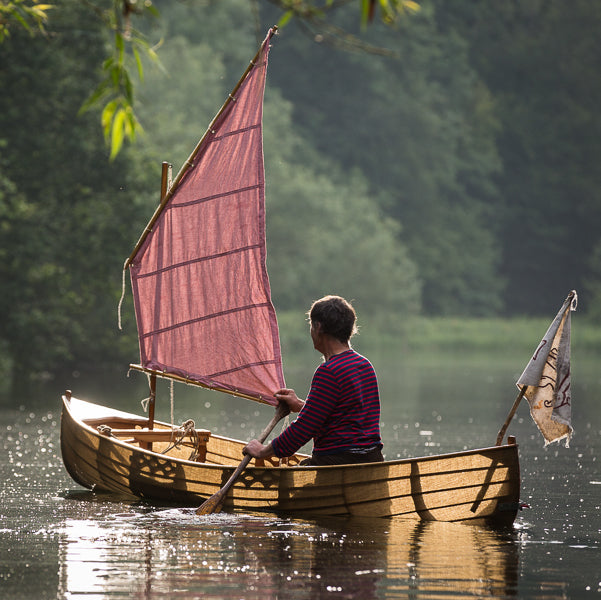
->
[
  {"left": 274, "top": 388, "right": 305, "bottom": 413},
  {"left": 243, "top": 439, "right": 274, "bottom": 459}
]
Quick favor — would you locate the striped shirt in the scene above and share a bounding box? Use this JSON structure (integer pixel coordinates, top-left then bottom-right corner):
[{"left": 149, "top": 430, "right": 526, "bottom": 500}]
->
[{"left": 271, "top": 349, "right": 382, "bottom": 458}]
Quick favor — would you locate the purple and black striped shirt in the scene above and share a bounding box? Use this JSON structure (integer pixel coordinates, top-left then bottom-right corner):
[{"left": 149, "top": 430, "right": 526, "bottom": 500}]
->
[{"left": 271, "top": 349, "right": 382, "bottom": 458}]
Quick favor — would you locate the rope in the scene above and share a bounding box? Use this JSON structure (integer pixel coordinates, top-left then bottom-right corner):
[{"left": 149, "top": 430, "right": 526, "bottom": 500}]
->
[
  {"left": 170, "top": 379, "right": 174, "bottom": 430},
  {"left": 161, "top": 419, "right": 200, "bottom": 461},
  {"left": 117, "top": 258, "right": 128, "bottom": 330},
  {"left": 97, "top": 418, "right": 200, "bottom": 461},
  {"left": 140, "top": 372, "right": 151, "bottom": 412},
  {"left": 97, "top": 424, "right": 114, "bottom": 437}
]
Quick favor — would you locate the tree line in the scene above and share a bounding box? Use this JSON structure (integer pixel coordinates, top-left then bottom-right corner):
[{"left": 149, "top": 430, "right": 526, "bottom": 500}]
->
[{"left": 1, "top": 0, "right": 600, "bottom": 391}]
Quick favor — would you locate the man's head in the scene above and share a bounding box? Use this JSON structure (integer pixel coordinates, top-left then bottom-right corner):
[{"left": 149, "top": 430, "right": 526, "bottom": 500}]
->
[{"left": 308, "top": 295, "right": 357, "bottom": 344}]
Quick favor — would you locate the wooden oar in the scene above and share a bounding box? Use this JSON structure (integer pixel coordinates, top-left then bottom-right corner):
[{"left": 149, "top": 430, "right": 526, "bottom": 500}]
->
[{"left": 196, "top": 402, "right": 290, "bottom": 515}]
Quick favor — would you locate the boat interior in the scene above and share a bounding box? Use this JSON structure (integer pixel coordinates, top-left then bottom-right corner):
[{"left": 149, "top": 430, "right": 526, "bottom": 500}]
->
[{"left": 82, "top": 412, "right": 305, "bottom": 468}]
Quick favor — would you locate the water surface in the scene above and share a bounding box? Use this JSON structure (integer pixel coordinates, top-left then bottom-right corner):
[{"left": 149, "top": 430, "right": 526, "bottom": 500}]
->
[{"left": 1, "top": 351, "right": 600, "bottom": 598}]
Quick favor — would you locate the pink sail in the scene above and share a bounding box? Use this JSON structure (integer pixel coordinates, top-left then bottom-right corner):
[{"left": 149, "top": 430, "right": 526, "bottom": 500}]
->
[{"left": 128, "top": 29, "right": 284, "bottom": 405}]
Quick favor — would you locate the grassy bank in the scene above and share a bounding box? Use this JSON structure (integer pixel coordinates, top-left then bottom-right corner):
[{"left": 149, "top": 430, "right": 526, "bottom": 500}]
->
[
  {"left": 402, "top": 316, "right": 601, "bottom": 354},
  {"left": 277, "top": 312, "right": 601, "bottom": 358},
  {"left": 2, "top": 313, "right": 599, "bottom": 397}
]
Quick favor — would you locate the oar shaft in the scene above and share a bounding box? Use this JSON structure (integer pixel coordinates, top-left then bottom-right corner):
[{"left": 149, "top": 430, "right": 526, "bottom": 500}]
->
[{"left": 196, "top": 403, "right": 289, "bottom": 515}]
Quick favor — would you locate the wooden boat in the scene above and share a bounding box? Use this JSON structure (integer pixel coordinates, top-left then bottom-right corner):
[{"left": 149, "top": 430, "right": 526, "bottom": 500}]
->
[
  {"left": 61, "top": 393, "right": 521, "bottom": 526},
  {"left": 59, "top": 28, "right": 575, "bottom": 527}
]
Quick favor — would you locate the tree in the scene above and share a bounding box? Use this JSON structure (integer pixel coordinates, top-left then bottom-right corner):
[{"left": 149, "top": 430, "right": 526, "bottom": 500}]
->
[
  {"left": 1, "top": 0, "right": 422, "bottom": 159},
  {"left": 434, "top": 1, "right": 601, "bottom": 315},
  {"left": 0, "top": 3, "right": 152, "bottom": 392},
  {"left": 266, "top": 3, "right": 504, "bottom": 314},
  {"left": 0, "top": 1, "right": 423, "bottom": 393},
  {"left": 0, "top": 0, "right": 52, "bottom": 41}
]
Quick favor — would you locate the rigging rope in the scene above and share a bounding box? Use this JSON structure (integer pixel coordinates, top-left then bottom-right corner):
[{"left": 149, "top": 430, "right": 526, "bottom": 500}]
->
[
  {"left": 170, "top": 379, "right": 175, "bottom": 431},
  {"left": 117, "top": 258, "right": 128, "bottom": 331}
]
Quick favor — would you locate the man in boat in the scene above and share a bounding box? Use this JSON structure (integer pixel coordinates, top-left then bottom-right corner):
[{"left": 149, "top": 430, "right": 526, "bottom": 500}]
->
[{"left": 243, "top": 295, "right": 384, "bottom": 466}]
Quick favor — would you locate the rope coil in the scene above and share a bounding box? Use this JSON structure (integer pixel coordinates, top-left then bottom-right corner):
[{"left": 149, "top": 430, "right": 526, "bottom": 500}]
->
[{"left": 161, "top": 419, "right": 201, "bottom": 461}]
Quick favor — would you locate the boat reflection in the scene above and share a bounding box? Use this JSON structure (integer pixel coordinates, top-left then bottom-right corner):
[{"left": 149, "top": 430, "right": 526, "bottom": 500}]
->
[{"left": 57, "top": 508, "right": 518, "bottom": 598}]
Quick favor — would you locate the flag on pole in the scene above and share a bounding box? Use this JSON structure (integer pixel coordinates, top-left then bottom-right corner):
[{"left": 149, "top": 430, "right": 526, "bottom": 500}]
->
[{"left": 517, "top": 290, "right": 577, "bottom": 447}]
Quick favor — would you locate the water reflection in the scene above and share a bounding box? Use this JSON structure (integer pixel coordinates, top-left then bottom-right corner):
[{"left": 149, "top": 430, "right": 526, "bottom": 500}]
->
[{"left": 57, "top": 506, "right": 518, "bottom": 599}]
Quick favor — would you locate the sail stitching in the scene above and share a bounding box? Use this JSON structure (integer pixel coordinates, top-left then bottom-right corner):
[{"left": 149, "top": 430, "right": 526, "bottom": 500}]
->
[
  {"left": 130, "top": 30, "right": 283, "bottom": 404},
  {"left": 209, "top": 123, "right": 260, "bottom": 143},
  {"left": 139, "top": 302, "right": 272, "bottom": 339},
  {"left": 135, "top": 243, "right": 262, "bottom": 279},
  {"left": 196, "top": 359, "right": 280, "bottom": 380},
  {"left": 165, "top": 184, "right": 260, "bottom": 211}
]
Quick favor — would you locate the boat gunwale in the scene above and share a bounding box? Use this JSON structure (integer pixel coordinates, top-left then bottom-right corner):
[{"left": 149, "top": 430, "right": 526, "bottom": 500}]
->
[{"left": 62, "top": 394, "right": 519, "bottom": 472}]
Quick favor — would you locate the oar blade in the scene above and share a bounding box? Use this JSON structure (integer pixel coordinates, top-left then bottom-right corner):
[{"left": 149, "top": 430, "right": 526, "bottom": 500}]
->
[{"left": 196, "top": 492, "right": 225, "bottom": 515}]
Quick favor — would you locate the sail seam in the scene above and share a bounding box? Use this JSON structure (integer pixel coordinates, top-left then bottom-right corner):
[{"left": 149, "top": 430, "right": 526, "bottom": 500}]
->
[
  {"left": 210, "top": 123, "right": 260, "bottom": 143},
  {"left": 166, "top": 184, "right": 260, "bottom": 210},
  {"left": 206, "top": 359, "right": 279, "bottom": 379},
  {"left": 135, "top": 243, "right": 262, "bottom": 279},
  {"left": 139, "top": 302, "right": 272, "bottom": 338}
]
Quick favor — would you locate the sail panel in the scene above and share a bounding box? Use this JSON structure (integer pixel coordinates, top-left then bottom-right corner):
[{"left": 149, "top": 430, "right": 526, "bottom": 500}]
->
[
  {"left": 132, "top": 246, "right": 269, "bottom": 334},
  {"left": 139, "top": 305, "right": 283, "bottom": 402},
  {"left": 129, "top": 30, "right": 283, "bottom": 405},
  {"left": 133, "top": 186, "right": 263, "bottom": 278}
]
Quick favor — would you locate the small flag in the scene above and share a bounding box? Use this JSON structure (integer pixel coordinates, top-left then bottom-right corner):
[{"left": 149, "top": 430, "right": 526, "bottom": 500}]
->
[{"left": 517, "top": 290, "right": 577, "bottom": 447}]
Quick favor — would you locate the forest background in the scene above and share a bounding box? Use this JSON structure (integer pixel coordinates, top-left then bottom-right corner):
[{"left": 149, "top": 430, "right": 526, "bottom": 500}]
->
[{"left": 1, "top": 0, "right": 601, "bottom": 395}]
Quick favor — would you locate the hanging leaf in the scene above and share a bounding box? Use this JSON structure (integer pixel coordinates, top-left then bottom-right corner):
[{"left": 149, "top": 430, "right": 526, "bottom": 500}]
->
[
  {"left": 109, "top": 107, "right": 126, "bottom": 161},
  {"left": 101, "top": 99, "right": 118, "bottom": 140}
]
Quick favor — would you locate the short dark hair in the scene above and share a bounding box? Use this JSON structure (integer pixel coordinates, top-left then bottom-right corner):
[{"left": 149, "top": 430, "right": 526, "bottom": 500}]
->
[{"left": 308, "top": 295, "right": 357, "bottom": 343}]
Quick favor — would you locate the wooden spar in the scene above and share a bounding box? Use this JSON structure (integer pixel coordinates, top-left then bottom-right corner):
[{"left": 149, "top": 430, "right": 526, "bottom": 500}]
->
[
  {"left": 496, "top": 385, "right": 527, "bottom": 446},
  {"left": 160, "top": 161, "right": 171, "bottom": 201},
  {"left": 129, "top": 364, "right": 276, "bottom": 406},
  {"left": 138, "top": 374, "right": 158, "bottom": 451},
  {"left": 123, "top": 27, "right": 277, "bottom": 270},
  {"left": 148, "top": 374, "right": 156, "bottom": 427}
]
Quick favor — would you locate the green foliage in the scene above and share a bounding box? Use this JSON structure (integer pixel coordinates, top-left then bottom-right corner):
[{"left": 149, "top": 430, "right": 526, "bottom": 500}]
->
[
  {"left": 0, "top": 2, "right": 152, "bottom": 390},
  {"left": 267, "top": 3, "right": 504, "bottom": 315},
  {"left": 2, "top": 0, "right": 601, "bottom": 391},
  {"left": 0, "top": 0, "right": 53, "bottom": 41},
  {"left": 263, "top": 98, "right": 421, "bottom": 320},
  {"left": 1, "top": 0, "right": 422, "bottom": 159},
  {"left": 77, "top": 1, "right": 161, "bottom": 160},
  {"left": 434, "top": 0, "right": 601, "bottom": 315}
]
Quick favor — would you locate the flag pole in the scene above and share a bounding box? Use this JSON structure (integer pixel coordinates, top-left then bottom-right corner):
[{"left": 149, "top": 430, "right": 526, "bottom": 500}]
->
[{"left": 496, "top": 385, "right": 527, "bottom": 446}]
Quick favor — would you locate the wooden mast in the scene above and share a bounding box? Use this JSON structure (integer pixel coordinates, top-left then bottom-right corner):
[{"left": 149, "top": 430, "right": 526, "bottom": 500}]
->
[{"left": 144, "top": 161, "right": 171, "bottom": 445}]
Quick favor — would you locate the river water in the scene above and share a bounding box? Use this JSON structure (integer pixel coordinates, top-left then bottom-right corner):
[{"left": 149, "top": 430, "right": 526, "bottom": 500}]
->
[{"left": 1, "top": 349, "right": 600, "bottom": 598}]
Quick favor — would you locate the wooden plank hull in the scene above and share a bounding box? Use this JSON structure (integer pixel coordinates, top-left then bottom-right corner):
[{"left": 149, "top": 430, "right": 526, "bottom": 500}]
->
[{"left": 60, "top": 395, "right": 521, "bottom": 526}]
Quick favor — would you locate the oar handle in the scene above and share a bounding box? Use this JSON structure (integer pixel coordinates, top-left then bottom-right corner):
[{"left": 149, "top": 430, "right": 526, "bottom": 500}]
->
[{"left": 196, "top": 403, "right": 289, "bottom": 515}]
